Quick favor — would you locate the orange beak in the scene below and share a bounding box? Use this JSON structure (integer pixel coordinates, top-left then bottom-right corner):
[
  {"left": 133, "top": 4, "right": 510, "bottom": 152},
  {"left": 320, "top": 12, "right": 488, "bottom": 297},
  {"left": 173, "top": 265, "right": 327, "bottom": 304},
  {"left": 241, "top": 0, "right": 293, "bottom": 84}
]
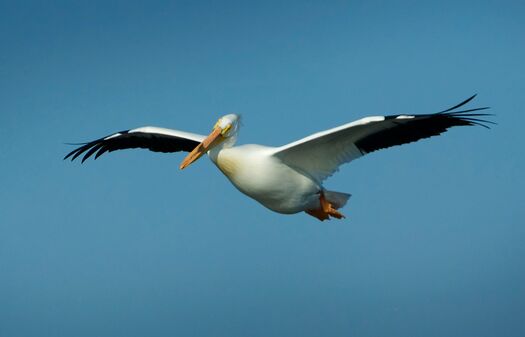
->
[{"left": 179, "top": 127, "right": 223, "bottom": 170}]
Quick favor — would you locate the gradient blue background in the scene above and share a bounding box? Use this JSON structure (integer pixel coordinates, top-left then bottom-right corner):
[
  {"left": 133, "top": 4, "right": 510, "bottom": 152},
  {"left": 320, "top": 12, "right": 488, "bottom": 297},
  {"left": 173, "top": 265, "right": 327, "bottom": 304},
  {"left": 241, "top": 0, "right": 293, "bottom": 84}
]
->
[{"left": 1, "top": 1, "right": 524, "bottom": 336}]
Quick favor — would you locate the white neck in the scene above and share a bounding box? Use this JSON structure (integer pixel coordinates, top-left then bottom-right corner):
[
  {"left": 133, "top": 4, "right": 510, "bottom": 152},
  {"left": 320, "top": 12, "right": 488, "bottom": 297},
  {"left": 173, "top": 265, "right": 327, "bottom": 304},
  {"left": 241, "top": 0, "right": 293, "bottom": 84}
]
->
[{"left": 208, "top": 134, "right": 237, "bottom": 163}]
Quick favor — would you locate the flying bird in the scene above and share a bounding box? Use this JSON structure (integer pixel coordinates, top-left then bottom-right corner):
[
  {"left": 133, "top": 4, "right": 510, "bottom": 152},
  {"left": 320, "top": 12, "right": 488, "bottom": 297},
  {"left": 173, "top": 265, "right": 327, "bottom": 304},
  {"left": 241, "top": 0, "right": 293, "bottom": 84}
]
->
[{"left": 65, "top": 95, "right": 491, "bottom": 221}]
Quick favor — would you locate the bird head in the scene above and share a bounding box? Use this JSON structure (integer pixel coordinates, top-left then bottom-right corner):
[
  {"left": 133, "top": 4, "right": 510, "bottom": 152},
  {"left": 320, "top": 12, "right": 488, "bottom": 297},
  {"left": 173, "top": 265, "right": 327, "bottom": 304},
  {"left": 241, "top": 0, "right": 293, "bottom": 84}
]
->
[{"left": 179, "top": 114, "right": 240, "bottom": 169}]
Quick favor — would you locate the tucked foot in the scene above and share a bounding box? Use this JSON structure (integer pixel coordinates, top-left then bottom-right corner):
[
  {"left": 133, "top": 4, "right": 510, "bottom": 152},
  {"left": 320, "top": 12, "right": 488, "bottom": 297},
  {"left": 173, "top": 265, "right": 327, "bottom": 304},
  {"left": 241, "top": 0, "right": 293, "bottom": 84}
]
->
[
  {"left": 305, "top": 193, "right": 346, "bottom": 221},
  {"left": 305, "top": 208, "right": 330, "bottom": 221}
]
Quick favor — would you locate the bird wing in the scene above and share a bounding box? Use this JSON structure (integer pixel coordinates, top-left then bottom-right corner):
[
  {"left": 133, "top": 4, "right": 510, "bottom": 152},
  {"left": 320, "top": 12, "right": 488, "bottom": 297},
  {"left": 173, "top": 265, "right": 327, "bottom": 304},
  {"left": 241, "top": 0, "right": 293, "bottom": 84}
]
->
[
  {"left": 271, "top": 95, "right": 492, "bottom": 182},
  {"left": 64, "top": 126, "right": 206, "bottom": 163}
]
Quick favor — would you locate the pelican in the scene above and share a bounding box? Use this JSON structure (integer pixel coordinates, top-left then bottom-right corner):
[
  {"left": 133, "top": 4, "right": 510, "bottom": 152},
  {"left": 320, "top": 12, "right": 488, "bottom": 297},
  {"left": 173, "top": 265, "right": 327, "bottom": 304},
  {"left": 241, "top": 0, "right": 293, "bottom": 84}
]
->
[{"left": 65, "top": 95, "right": 491, "bottom": 220}]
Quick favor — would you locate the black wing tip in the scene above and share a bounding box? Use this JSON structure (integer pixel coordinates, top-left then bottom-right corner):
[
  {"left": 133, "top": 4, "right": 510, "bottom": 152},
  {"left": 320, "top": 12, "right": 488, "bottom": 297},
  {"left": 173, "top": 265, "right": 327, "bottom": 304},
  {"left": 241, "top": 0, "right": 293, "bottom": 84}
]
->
[
  {"left": 437, "top": 95, "right": 494, "bottom": 129},
  {"left": 63, "top": 130, "right": 130, "bottom": 163},
  {"left": 64, "top": 147, "right": 81, "bottom": 161},
  {"left": 445, "top": 112, "right": 494, "bottom": 129},
  {"left": 462, "top": 118, "right": 493, "bottom": 129},
  {"left": 439, "top": 94, "right": 478, "bottom": 113},
  {"left": 63, "top": 140, "right": 101, "bottom": 163},
  {"left": 64, "top": 142, "right": 90, "bottom": 146}
]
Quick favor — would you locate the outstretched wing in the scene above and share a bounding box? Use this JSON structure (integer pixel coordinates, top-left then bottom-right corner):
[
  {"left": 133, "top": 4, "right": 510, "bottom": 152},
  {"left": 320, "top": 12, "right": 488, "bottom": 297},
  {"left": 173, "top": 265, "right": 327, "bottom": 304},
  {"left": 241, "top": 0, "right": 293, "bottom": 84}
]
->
[
  {"left": 64, "top": 126, "right": 206, "bottom": 163},
  {"left": 271, "top": 95, "right": 492, "bottom": 182}
]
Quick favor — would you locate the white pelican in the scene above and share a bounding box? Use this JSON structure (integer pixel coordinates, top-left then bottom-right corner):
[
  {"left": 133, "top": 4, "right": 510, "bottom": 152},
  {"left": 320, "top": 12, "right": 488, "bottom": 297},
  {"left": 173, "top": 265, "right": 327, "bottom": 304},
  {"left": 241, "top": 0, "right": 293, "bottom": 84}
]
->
[{"left": 65, "top": 95, "right": 491, "bottom": 221}]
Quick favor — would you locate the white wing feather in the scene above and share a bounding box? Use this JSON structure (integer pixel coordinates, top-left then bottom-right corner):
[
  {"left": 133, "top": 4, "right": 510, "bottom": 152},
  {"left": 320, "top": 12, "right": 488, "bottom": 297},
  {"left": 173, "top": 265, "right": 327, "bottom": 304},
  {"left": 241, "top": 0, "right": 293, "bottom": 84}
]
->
[{"left": 270, "top": 116, "right": 387, "bottom": 182}]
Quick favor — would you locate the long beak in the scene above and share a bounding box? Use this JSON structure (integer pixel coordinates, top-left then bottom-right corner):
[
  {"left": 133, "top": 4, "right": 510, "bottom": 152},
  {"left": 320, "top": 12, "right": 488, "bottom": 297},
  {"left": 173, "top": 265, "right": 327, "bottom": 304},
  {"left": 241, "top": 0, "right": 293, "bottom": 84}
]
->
[{"left": 179, "top": 127, "right": 223, "bottom": 170}]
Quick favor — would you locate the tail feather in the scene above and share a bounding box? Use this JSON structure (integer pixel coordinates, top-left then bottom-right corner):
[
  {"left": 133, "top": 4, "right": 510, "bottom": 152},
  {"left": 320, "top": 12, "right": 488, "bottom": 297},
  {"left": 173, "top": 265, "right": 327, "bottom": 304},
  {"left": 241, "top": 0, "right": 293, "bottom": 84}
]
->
[{"left": 324, "top": 190, "right": 351, "bottom": 209}]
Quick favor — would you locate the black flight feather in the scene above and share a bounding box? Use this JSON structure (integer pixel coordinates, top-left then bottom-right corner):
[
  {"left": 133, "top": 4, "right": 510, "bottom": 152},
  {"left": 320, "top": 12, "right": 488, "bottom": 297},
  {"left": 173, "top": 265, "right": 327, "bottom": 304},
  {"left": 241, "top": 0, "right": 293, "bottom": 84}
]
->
[
  {"left": 354, "top": 95, "right": 492, "bottom": 154},
  {"left": 64, "top": 130, "right": 201, "bottom": 163}
]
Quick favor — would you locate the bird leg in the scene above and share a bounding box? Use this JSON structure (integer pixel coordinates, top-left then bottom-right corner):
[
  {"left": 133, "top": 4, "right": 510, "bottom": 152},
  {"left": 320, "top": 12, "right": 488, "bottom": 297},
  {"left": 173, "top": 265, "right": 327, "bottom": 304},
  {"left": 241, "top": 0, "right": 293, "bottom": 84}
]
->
[{"left": 305, "top": 193, "right": 346, "bottom": 221}]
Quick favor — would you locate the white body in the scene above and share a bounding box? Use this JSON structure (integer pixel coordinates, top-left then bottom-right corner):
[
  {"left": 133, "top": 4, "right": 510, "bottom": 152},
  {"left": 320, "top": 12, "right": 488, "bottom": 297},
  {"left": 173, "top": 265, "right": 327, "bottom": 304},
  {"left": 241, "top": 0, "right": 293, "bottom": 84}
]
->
[{"left": 209, "top": 145, "right": 321, "bottom": 213}]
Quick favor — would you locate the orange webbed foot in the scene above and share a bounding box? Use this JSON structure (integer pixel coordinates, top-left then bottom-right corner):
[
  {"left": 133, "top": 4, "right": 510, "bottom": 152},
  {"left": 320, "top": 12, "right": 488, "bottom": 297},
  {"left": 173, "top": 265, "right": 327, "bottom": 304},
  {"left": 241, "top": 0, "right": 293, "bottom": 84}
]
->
[{"left": 305, "top": 193, "right": 346, "bottom": 221}]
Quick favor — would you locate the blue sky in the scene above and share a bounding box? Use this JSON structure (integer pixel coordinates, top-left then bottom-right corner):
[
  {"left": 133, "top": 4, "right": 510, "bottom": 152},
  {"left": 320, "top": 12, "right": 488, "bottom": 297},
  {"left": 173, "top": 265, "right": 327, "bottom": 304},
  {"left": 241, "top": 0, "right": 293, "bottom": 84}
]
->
[{"left": 1, "top": 1, "right": 524, "bottom": 336}]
